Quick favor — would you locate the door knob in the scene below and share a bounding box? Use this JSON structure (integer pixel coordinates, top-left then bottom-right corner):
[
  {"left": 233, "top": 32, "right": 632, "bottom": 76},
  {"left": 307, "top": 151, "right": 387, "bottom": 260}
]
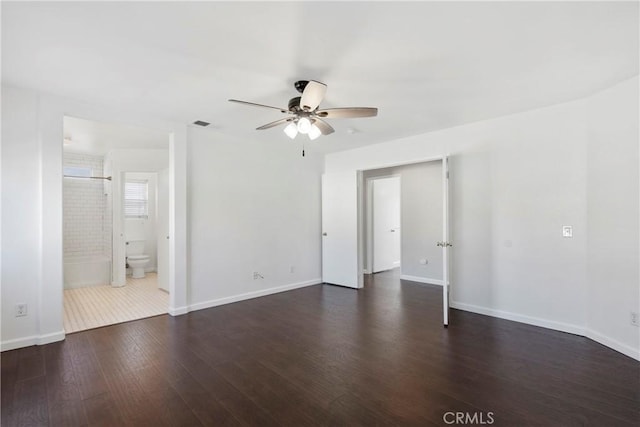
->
[
  {"left": 322, "top": 232, "right": 328, "bottom": 236},
  {"left": 390, "top": 229, "right": 396, "bottom": 232}
]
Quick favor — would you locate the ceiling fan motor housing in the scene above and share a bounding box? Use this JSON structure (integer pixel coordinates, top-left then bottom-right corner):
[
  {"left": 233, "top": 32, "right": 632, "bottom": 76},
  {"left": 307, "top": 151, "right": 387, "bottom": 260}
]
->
[
  {"left": 294, "top": 80, "right": 309, "bottom": 93},
  {"left": 288, "top": 96, "right": 302, "bottom": 113}
]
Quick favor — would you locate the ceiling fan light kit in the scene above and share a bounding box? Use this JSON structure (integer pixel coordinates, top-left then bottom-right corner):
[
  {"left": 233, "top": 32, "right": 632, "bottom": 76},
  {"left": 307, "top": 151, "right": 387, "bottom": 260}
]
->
[
  {"left": 297, "top": 117, "right": 312, "bottom": 134},
  {"left": 229, "top": 80, "right": 378, "bottom": 151},
  {"left": 308, "top": 124, "right": 322, "bottom": 140}
]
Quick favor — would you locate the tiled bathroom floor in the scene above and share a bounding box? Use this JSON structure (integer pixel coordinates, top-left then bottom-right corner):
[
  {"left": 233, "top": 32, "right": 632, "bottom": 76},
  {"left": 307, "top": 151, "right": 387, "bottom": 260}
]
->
[{"left": 63, "top": 273, "right": 169, "bottom": 333}]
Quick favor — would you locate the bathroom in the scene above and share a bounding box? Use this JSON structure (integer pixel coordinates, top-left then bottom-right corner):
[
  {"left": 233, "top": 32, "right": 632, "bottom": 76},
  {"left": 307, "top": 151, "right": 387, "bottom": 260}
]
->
[{"left": 62, "top": 116, "right": 170, "bottom": 333}]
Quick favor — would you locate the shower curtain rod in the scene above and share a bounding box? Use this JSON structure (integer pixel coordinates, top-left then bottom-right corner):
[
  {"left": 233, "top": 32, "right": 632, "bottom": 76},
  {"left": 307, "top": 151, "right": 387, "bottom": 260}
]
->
[{"left": 64, "top": 175, "right": 112, "bottom": 181}]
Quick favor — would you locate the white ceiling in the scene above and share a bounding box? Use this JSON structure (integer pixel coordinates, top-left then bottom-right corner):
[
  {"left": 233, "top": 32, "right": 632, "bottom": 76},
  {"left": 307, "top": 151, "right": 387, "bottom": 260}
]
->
[
  {"left": 3, "top": 1, "right": 638, "bottom": 153},
  {"left": 63, "top": 116, "right": 169, "bottom": 155}
]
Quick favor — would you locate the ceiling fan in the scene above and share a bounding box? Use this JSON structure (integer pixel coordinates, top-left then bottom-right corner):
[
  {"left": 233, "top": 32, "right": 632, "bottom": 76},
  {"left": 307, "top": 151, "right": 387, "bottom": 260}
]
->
[{"left": 229, "top": 80, "right": 378, "bottom": 141}]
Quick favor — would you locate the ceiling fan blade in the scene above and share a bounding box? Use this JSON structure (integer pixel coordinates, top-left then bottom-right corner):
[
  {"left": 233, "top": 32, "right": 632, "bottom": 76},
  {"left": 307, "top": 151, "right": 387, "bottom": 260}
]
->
[
  {"left": 312, "top": 118, "right": 335, "bottom": 135},
  {"left": 315, "top": 107, "right": 378, "bottom": 118},
  {"left": 229, "top": 99, "right": 290, "bottom": 114},
  {"left": 256, "top": 117, "right": 293, "bottom": 130},
  {"left": 299, "top": 80, "right": 327, "bottom": 111}
]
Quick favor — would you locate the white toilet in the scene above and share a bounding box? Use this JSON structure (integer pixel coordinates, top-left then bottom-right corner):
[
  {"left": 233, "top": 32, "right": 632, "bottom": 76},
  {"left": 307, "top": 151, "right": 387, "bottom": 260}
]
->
[{"left": 126, "top": 240, "right": 150, "bottom": 279}]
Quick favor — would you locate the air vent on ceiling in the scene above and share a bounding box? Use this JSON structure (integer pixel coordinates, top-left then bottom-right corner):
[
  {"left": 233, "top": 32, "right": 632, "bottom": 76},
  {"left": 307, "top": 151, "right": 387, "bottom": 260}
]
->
[{"left": 193, "top": 120, "right": 210, "bottom": 127}]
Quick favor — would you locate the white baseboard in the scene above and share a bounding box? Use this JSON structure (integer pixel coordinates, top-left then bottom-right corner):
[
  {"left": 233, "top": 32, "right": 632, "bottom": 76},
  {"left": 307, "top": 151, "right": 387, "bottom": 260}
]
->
[
  {"left": 168, "top": 306, "right": 189, "bottom": 316},
  {"left": 188, "top": 278, "right": 321, "bottom": 313},
  {"left": 585, "top": 329, "right": 640, "bottom": 361},
  {"left": 1, "top": 330, "right": 65, "bottom": 352},
  {"left": 400, "top": 274, "right": 444, "bottom": 286},
  {"left": 450, "top": 300, "right": 585, "bottom": 336},
  {"left": 38, "top": 330, "right": 66, "bottom": 345}
]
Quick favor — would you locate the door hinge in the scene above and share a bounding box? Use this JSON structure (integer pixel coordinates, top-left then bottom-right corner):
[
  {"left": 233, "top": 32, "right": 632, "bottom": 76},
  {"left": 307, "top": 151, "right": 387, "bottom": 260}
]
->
[{"left": 437, "top": 241, "right": 453, "bottom": 247}]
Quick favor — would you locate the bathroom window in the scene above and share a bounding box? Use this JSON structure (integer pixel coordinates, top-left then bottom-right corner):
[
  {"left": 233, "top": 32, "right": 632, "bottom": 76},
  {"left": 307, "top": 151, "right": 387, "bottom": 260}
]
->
[
  {"left": 63, "top": 166, "right": 92, "bottom": 178},
  {"left": 124, "top": 180, "right": 148, "bottom": 218}
]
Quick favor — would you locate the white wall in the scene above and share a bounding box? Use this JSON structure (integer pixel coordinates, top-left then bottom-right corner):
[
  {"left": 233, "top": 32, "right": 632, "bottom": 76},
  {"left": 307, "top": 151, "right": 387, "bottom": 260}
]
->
[
  {"left": 124, "top": 172, "right": 158, "bottom": 273},
  {"left": 363, "top": 162, "right": 443, "bottom": 282},
  {"left": 585, "top": 77, "right": 639, "bottom": 355},
  {"left": 1, "top": 86, "right": 41, "bottom": 345},
  {"left": 325, "top": 76, "right": 639, "bottom": 360},
  {"left": 187, "top": 127, "right": 323, "bottom": 309}
]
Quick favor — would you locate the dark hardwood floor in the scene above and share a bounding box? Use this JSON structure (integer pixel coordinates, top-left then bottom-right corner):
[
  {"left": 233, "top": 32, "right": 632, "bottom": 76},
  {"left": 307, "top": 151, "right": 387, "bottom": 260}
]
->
[{"left": 2, "top": 270, "right": 639, "bottom": 426}]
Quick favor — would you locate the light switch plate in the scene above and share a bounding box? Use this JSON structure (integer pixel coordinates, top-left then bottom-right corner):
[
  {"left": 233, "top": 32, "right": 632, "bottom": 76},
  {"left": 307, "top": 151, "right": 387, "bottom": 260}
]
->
[{"left": 562, "top": 226, "right": 573, "bottom": 238}]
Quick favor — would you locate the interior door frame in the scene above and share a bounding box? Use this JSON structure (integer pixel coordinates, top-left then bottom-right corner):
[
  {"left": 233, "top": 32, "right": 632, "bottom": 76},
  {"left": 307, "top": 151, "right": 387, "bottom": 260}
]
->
[
  {"left": 156, "top": 167, "right": 170, "bottom": 293},
  {"left": 358, "top": 155, "right": 450, "bottom": 326},
  {"left": 442, "top": 156, "right": 450, "bottom": 327},
  {"left": 365, "top": 174, "right": 401, "bottom": 274}
]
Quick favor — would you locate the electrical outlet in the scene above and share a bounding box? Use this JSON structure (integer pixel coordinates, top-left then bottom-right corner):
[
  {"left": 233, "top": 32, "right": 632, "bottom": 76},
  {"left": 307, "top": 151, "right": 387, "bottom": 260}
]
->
[
  {"left": 562, "top": 225, "right": 573, "bottom": 238},
  {"left": 15, "top": 304, "right": 28, "bottom": 317},
  {"left": 631, "top": 311, "right": 639, "bottom": 327}
]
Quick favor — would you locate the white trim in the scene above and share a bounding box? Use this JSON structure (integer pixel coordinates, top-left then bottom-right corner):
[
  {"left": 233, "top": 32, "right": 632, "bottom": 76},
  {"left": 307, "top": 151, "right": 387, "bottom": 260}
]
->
[
  {"left": 585, "top": 329, "right": 640, "bottom": 361},
  {"left": 168, "top": 306, "right": 189, "bottom": 316},
  {"left": 189, "top": 279, "right": 321, "bottom": 313},
  {"left": 360, "top": 155, "right": 445, "bottom": 172},
  {"left": 2, "top": 336, "right": 40, "bottom": 352},
  {"left": 1, "top": 330, "right": 65, "bottom": 352},
  {"left": 38, "top": 330, "right": 66, "bottom": 345},
  {"left": 442, "top": 156, "right": 450, "bottom": 327},
  {"left": 363, "top": 269, "right": 371, "bottom": 274},
  {"left": 450, "top": 300, "right": 585, "bottom": 336},
  {"left": 400, "top": 275, "right": 444, "bottom": 286}
]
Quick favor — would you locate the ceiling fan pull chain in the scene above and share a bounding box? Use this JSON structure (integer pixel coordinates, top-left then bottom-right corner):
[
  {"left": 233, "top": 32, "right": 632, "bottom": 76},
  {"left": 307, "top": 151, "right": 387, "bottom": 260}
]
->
[{"left": 302, "top": 140, "right": 305, "bottom": 157}]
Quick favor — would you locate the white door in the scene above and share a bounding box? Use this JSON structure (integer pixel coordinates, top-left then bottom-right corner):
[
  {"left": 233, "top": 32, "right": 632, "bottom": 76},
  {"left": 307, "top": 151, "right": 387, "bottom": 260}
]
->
[
  {"left": 372, "top": 177, "right": 401, "bottom": 272},
  {"left": 157, "top": 168, "right": 170, "bottom": 292},
  {"left": 441, "top": 157, "right": 451, "bottom": 326},
  {"left": 322, "top": 171, "right": 362, "bottom": 288}
]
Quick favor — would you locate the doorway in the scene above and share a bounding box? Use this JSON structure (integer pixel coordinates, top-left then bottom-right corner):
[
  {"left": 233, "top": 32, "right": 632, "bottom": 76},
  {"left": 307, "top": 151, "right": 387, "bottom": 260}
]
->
[
  {"left": 366, "top": 175, "right": 401, "bottom": 273},
  {"left": 362, "top": 161, "right": 444, "bottom": 283},
  {"left": 321, "top": 156, "right": 451, "bottom": 325},
  {"left": 62, "top": 116, "right": 171, "bottom": 333}
]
